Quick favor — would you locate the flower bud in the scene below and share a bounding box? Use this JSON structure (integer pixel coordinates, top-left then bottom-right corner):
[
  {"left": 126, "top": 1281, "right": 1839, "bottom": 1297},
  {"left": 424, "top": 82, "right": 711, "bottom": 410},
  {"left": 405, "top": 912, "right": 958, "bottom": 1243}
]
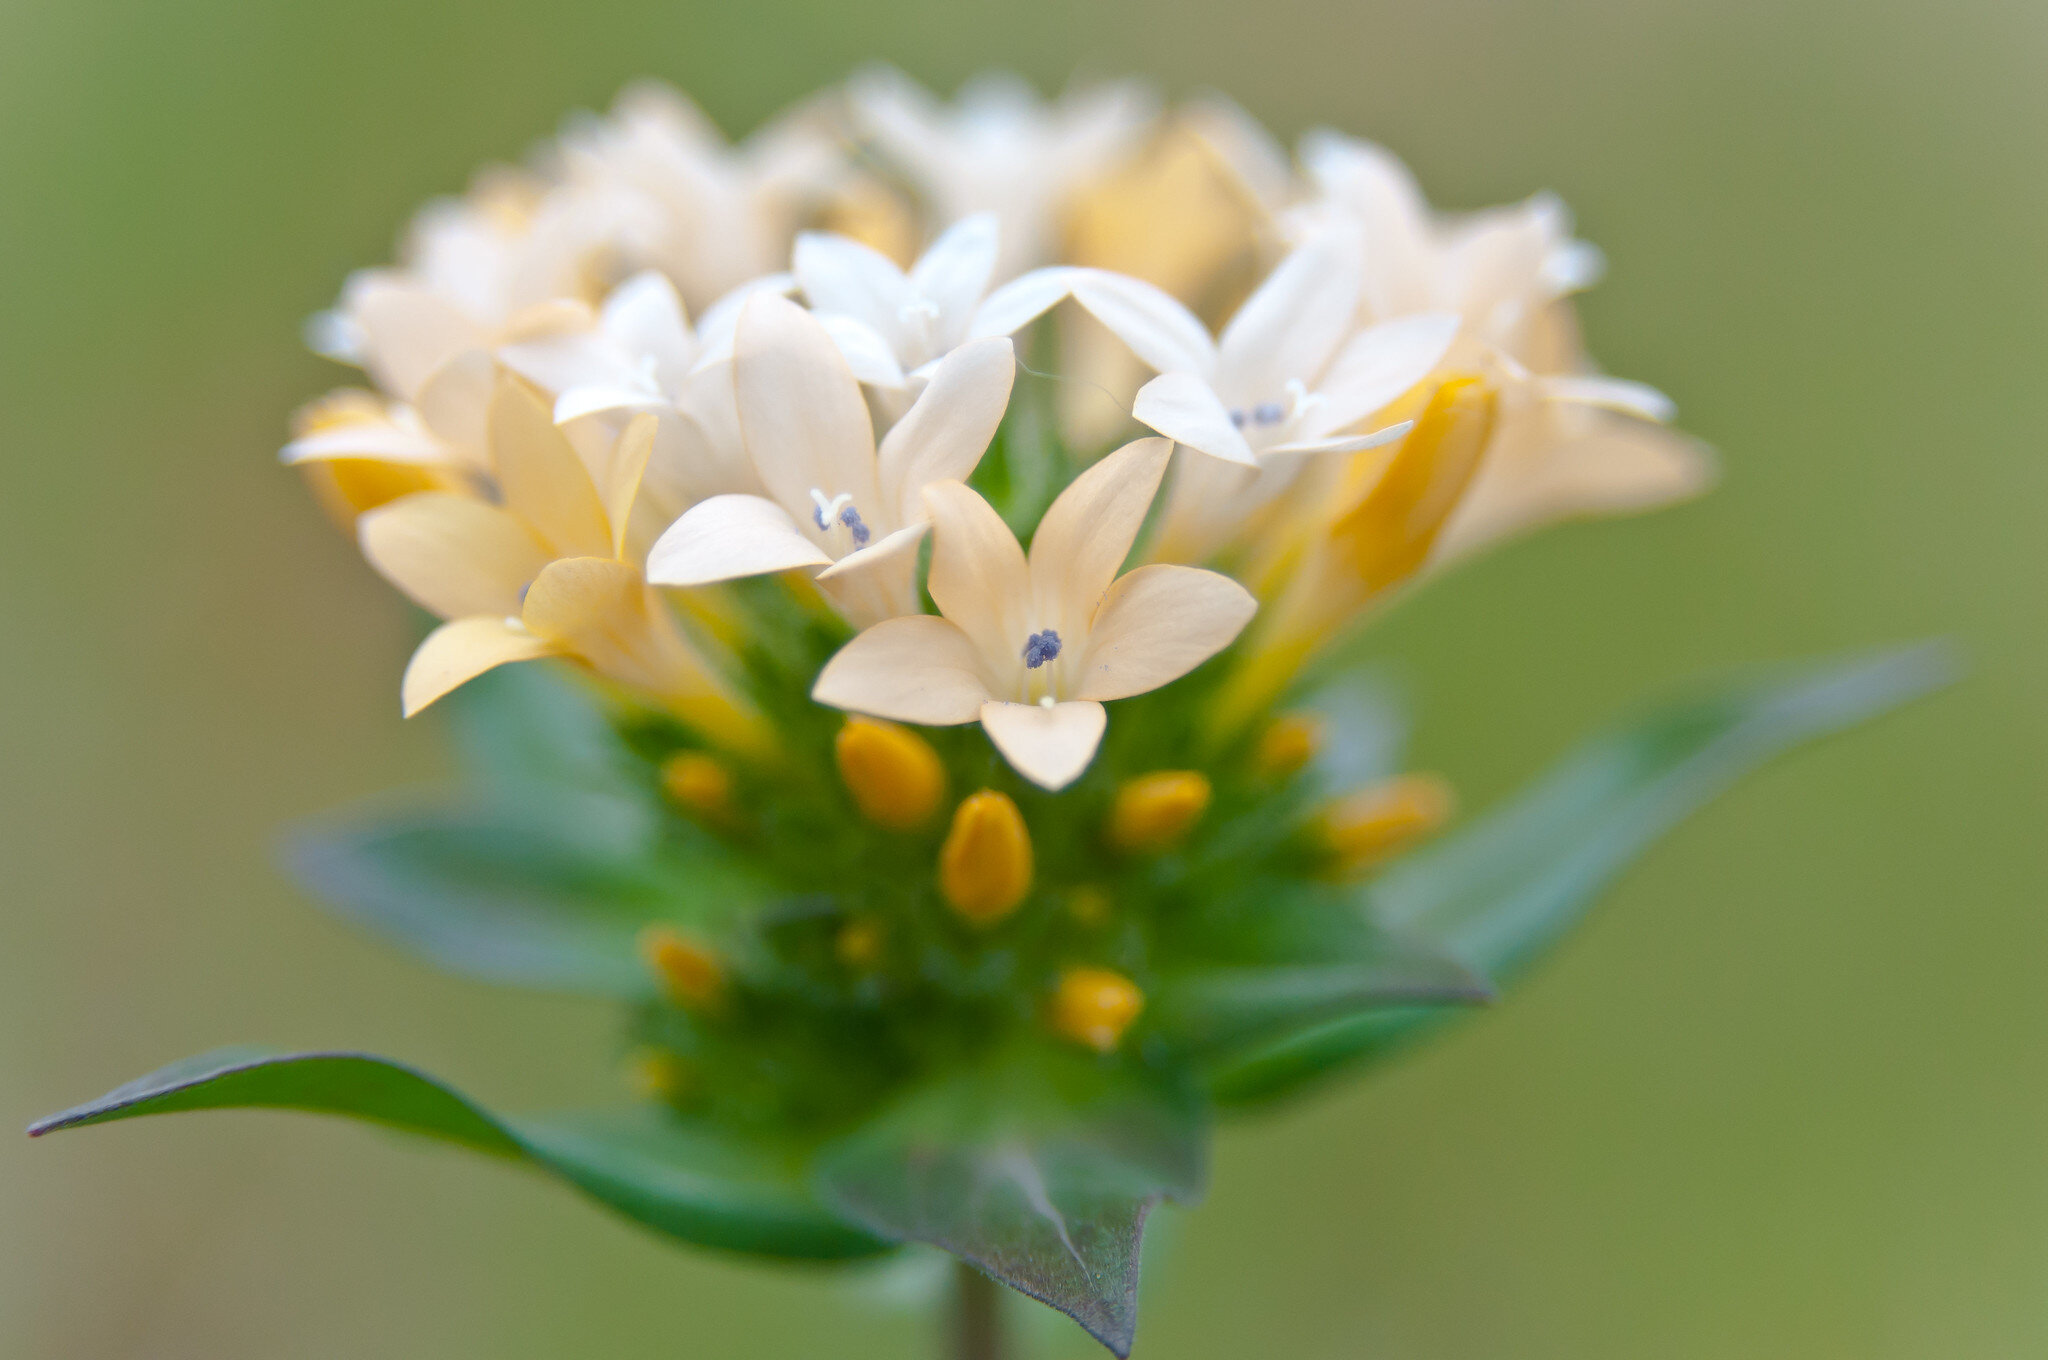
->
[
  {"left": 1049, "top": 967, "right": 1146, "bottom": 1053},
  {"left": 637, "top": 925, "right": 727, "bottom": 1013},
  {"left": 625, "top": 1047, "right": 691, "bottom": 1102},
  {"left": 1066, "top": 884, "right": 1114, "bottom": 928},
  {"left": 1106, "top": 771, "right": 1211, "bottom": 854},
  {"left": 1329, "top": 376, "right": 1498, "bottom": 596},
  {"left": 1254, "top": 713, "right": 1323, "bottom": 780},
  {"left": 661, "top": 751, "right": 737, "bottom": 827},
  {"left": 1319, "top": 774, "right": 1454, "bottom": 876},
  {"left": 835, "top": 916, "right": 886, "bottom": 970},
  {"left": 835, "top": 718, "right": 946, "bottom": 830},
  {"left": 938, "top": 791, "right": 1033, "bottom": 927}
]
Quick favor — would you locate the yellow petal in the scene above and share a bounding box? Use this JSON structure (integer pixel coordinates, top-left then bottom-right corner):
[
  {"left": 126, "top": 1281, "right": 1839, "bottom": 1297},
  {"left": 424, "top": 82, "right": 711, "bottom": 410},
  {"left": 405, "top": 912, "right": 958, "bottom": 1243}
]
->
[
  {"left": 1027, "top": 436, "right": 1173, "bottom": 644},
  {"left": 488, "top": 378, "right": 613, "bottom": 559},
  {"left": 299, "top": 458, "right": 454, "bottom": 528},
  {"left": 358, "top": 491, "right": 549, "bottom": 621},
  {"left": 834, "top": 718, "right": 947, "bottom": 831},
  {"left": 1329, "top": 376, "right": 1498, "bottom": 596},
  {"left": 938, "top": 790, "right": 1033, "bottom": 927},
  {"left": 978, "top": 699, "right": 1107, "bottom": 791},
  {"left": 400, "top": 617, "right": 553, "bottom": 717}
]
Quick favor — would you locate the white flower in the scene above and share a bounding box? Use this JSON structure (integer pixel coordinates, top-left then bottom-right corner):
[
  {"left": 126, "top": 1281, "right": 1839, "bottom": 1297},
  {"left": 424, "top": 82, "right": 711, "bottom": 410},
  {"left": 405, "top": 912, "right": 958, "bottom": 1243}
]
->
[
  {"left": 812, "top": 438, "right": 1257, "bottom": 790},
  {"left": 645, "top": 293, "right": 1014, "bottom": 625},
  {"left": 849, "top": 67, "right": 1157, "bottom": 278},
  {"left": 794, "top": 212, "right": 1074, "bottom": 389}
]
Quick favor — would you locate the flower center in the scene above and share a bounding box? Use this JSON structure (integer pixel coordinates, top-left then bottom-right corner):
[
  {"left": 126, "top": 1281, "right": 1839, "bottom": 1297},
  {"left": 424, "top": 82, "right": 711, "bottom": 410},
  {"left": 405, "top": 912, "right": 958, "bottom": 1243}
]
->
[
  {"left": 809, "top": 489, "right": 871, "bottom": 548},
  {"left": 1227, "top": 381, "right": 1324, "bottom": 435},
  {"left": 1022, "top": 629, "right": 1062, "bottom": 669}
]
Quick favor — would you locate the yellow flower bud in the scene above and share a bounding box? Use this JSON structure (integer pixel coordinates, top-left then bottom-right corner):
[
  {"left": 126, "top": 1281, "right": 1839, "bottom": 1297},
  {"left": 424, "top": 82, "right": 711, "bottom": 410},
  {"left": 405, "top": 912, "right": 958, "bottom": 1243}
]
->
[
  {"left": 1106, "top": 771, "right": 1212, "bottom": 854},
  {"left": 1329, "top": 376, "right": 1498, "bottom": 597},
  {"left": 835, "top": 718, "right": 946, "bottom": 830},
  {"left": 1254, "top": 713, "right": 1323, "bottom": 780},
  {"left": 638, "top": 925, "right": 727, "bottom": 1013},
  {"left": 1049, "top": 967, "right": 1146, "bottom": 1053},
  {"left": 835, "top": 916, "right": 886, "bottom": 970},
  {"left": 660, "top": 751, "right": 737, "bottom": 828},
  {"left": 1319, "top": 774, "right": 1455, "bottom": 876},
  {"left": 625, "top": 1047, "right": 691, "bottom": 1102},
  {"left": 938, "top": 790, "right": 1033, "bottom": 927}
]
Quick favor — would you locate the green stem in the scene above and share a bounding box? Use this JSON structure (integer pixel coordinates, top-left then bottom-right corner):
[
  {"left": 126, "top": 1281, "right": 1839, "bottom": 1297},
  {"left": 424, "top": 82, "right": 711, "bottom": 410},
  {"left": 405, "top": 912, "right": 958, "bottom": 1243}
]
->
[{"left": 951, "top": 1259, "right": 1006, "bottom": 1360}]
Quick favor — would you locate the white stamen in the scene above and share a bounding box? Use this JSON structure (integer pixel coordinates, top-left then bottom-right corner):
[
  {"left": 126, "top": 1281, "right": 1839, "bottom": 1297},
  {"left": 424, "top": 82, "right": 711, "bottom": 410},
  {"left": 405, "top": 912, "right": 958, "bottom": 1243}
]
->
[
  {"left": 1285, "top": 379, "right": 1324, "bottom": 423},
  {"left": 1038, "top": 695, "right": 1056, "bottom": 708},
  {"left": 809, "top": 488, "right": 854, "bottom": 529}
]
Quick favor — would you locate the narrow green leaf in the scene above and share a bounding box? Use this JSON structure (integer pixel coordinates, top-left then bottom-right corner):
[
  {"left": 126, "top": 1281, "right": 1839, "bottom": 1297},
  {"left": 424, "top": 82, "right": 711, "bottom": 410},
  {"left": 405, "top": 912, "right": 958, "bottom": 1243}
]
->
[
  {"left": 814, "top": 1049, "right": 1207, "bottom": 1357},
  {"left": 1206, "top": 645, "right": 1953, "bottom": 1106},
  {"left": 30, "top": 1049, "right": 888, "bottom": 1261}
]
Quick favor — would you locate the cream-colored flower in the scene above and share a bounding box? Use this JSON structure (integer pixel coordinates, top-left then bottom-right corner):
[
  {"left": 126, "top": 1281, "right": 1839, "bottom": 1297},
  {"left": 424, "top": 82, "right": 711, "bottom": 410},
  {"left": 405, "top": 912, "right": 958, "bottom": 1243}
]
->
[
  {"left": 849, "top": 67, "right": 1157, "bottom": 278},
  {"left": 812, "top": 438, "right": 1257, "bottom": 790},
  {"left": 645, "top": 293, "right": 1014, "bottom": 626},
  {"left": 794, "top": 212, "right": 1073, "bottom": 390},
  {"left": 356, "top": 378, "right": 753, "bottom": 746}
]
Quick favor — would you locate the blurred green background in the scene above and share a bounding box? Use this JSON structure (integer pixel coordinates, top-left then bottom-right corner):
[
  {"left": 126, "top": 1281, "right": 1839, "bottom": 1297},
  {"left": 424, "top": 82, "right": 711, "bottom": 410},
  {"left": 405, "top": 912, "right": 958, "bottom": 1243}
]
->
[{"left": 2, "top": 0, "right": 2041, "bottom": 1355}]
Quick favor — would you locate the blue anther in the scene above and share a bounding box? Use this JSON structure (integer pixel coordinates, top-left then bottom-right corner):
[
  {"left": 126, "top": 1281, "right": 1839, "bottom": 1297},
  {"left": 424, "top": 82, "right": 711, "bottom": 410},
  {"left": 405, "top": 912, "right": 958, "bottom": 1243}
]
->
[
  {"left": 1228, "top": 408, "right": 1250, "bottom": 428},
  {"left": 1022, "top": 629, "right": 1063, "bottom": 669},
  {"left": 839, "top": 505, "right": 871, "bottom": 547},
  {"left": 1252, "top": 401, "right": 1285, "bottom": 426}
]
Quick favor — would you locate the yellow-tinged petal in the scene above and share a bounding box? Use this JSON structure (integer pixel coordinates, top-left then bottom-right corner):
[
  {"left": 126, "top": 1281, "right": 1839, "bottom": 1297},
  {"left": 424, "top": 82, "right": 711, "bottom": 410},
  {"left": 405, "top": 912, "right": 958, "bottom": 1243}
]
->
[
  {"left": 813, "top": 615, "right": 993, "bottom": 726},
  {"left": 1107, "top": 770, "right": 1211, "bottom": 854},
  {"left": 1027, "top": 436, "right": 1173, "bottom": 643},
  {"left": 359, "top": 491, "right": 549, "bottom": 621},
  {"left": 638, "top": 925, "right": 727, "bottom": 1013},
  {"left": 300, "top": 458, "right": 454, "bottom": 528},
  {"left": 602, "top": 412, "right": 657, "bottom": 557},
  {"left": 1319, "top": 773, "right": 1454, "bottom": 876},
  {"left": 979, "top": 699, "right": 1107, "bottom": 791},
  {"left": 400, "top": 617, "right": 553, "bottom": 717},
  {"left": 835, "top": 718, "right": 946, "bottom": 830},
  {"left": 1048, "top": 966, "right": 1145, "bottom": 1053},
  {"left": 938, "top": 790, "right": 1033, "bottom": 927},
  {"left": 1073, "top": 564, "right": 1257, "bottom": 702},
  {"left": 922, "top": 479, "right": 1031, "bottom": 677},
  {"left": 1329, "top": 376, "right": 1497, "bottom": 596},
  {"left": 488, "top": 378, "right": 613, "bottom": 559}
]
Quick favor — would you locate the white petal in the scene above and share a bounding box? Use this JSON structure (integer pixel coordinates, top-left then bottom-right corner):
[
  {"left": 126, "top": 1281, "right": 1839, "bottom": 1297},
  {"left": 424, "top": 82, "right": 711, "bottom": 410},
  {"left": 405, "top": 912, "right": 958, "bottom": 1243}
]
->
[
  {"left": 1027, "top": 436, "right": 1171, "bottom": 644},
  {"left": 1264, "top": 420, "right": 1413, "bottom": 458},
  {"left": 815, "top": 521, "right": 930, "bottom": 627},
  {"left": 694, "top": 273, "right": 796, "bottom": 364},
  {"left": 1307, "top": 312, "right": 1462, "bottom": 437},
  {"left": 1538, "top": 374, "right": 1677, "bottom": 423},
  {"left": 499, "top": 334, "right": 632, "bottom": 399},
  {"left": 1068, "top": 269, "right": 1217, "bottom": 376},
  {"left": 554, "top": 383, "right": 669, "bottom": 425},
  {"left": 813, "top": 615, "right": 992, "bottom": 724},
  {"left": 732, "top": 293, "right": 880, "bottom": 524},
  {"left": 793, "top": 231, "right": 910, "bottom": 339},
  {"left": 347, "top": 275, "right": 481, "bottom": 399},
  {"left": 967, "top": 266, "right": 1078, "bottom": 340},
  {"left": 910, "top": 213, "right": 1000, "bottom": 339},
  {"left": 413, "top": 348, "right": 496, "bottom": 448},
  {"left": 1214, "top": 222, "right": 1362, "bottom": 406},
  {"left": 600, "top": 271, "right": 697, "bottom": 387},
  {"left": 645, "top": 493, "right": 832, "bottom": 586},
  {"left": 923, "top": 479, "right": 1031, "bottom": 682},
  {"left": 815, "top": 313, "right": 909, "bottom": 390},
  {"left": 979, "top": 699, "right": 1107, "bottom": 791},
  {"left": 1073, "top": 563, "right": 1257, "bottom": 701},
  {"left": 401, "top": 617, "right": 553, "bottom": 717},
  {"left": 1131, "top": 372, "right": 1258, "bottom": 465},
  {"left": 876, "top": 337, "right": 1014, "bottom": 526},
  {"left": 281, "top": 417, "right": 449, "bottom": 466}
]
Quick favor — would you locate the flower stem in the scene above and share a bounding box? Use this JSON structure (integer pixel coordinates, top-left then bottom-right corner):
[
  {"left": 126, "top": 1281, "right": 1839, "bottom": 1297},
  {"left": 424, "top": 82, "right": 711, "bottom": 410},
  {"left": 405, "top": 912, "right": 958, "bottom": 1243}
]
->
[{"left": 950, "top": 1259, "right": 1005, "bottom": 1360}]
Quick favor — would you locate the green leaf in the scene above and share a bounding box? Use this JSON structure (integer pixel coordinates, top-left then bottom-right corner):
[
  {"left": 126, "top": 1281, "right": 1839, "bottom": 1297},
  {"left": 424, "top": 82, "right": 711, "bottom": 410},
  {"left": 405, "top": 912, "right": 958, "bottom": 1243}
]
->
[
  {"left": 1206, "top": 645, "right": 1954, "bottom": 1106},
  {"left": 814, "top": 1048, "right": 1207, "bottom": 1357},
  {"left": 29, "top": 1049, "right": 889, "bottom": 1261}
]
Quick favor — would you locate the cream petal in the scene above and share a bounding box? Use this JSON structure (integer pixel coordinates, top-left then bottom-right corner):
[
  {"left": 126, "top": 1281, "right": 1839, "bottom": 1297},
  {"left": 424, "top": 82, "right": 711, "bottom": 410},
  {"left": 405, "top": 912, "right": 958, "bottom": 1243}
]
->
[
  {"left": 413, "top": 348, "right": 496, "bottom": 449},
  {"left": 1027, "top": 436, "right": 1171, "bottom": 644},
  {"left": 694, "top": 272, "right": 795, "bottom": 363},
  {"left": 600, "top": 413, "right": 656, "bottom": 555},
  {"left": 923, "top": 479, "right": 1032, "bottom": 681},
  {"left": 1538, "top": 374, "right": 1678, "bottom": 423},
  {"left": 645, "top": 493, "right": 832, "bottom": 586},
  {"left": 815, "top": 522, "right": 930, "bottom": 627},
  {"left": 401, "top": 617, "right": 553, "bottom": 717},
  {"left": 733, "top": 293, "right": 881, "bottom": 526},
  {"left": 499, "top": 334, "right": 632, "bottom": 400},
  {"left": 1307, "top": 312, "right": 1463, "bottom": 437},
  {"left": 967, "top": 266, "right": 1078, "bottom": 340},
  {"left": 815, "top": 313, "right": 909, "bottom": 390},
  {"left": 1213, "top": 223, "right": 1362, "bottom": 407},
  {"left": 488, "top": 379, "right": 613, "bottom": 559},
  {"left": 281, "top": 418, "right": 449, "bottom": 466},
  {"left": 1263, "top": 420, "right": 1413, "bottom": 458},
  {"left": 909, "top": 213, "right": 1000, "bottom": 340},
  {"left": 521, "top": 556, "right": 714, "bottom": 701},
  {"left": 813, "top": 615, "right": 993, "bottom": 724},
  {"left": 600, "top": 271, "right": 697, "bottom": 388},
  {"left": 978, "top": 699, "right": 1107, "bottom": 791},
  {"left": 554, "top": 383, "right": 668, "bottom": 424},
  {"left": 876, "top": 337, "right": 1014, "bottom": 527},
  {"left": 1073, "top": 563, "right": 1257, "bottom": 701},
  {"left": 793, "top": 231, "right": 910, "bottom": 340},
  {"left": 1069, "top": 269, "right": 1217, "bottom": 376},
  {"left": 359, "top": 492, "right": 549, "bottom": 621},
  {"left": 1131, "top": 372, "right": 1258, "bottom": 465},
  {"left": 348, "top": 275, "right": 481, "bottom": 399}
]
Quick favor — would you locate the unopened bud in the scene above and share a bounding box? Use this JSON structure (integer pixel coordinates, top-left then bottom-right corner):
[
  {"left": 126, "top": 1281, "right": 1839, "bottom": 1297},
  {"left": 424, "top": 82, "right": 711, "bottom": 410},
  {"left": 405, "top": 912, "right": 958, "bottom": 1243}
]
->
[
  {"left": 1330, "top": 376, "right": 1497, "bottom": 596},
  {"left": 835, "top": 916, "right": 886, "bottom": 970},
  {"left": 638, "top": 924, "right": 727, "bottom": 1013},
  {"left": 1106, "top": 771, "right": 1211, "bottom": 854},
  {"left": 1067, "top": 884, "right": 1114, "bottom": 928},
  {"left": 835, "top": 718, "right": 946, "bottom": 830},
  {"left": 939, "top": 790, "right": 1033, "bottom": 927},
  {"left": 661, "top": 751, "right": 737, "bottom": 828},
  {"left": 1254, "top": 713, "right": 1323, "bottom": 780},
  {"left": 1049, "top": 966, "right": 1146, "bottom": 1053},
  {"left": 1319, "top": 773, "right": 1455, "bottom": 876}
]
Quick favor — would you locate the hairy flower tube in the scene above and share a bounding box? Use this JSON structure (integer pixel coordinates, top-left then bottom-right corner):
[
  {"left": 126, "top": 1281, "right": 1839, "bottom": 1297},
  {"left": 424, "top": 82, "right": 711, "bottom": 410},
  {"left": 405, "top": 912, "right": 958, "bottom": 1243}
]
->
[{"left": 32, "top": 68, "right": 1946, "bottom": 1360}]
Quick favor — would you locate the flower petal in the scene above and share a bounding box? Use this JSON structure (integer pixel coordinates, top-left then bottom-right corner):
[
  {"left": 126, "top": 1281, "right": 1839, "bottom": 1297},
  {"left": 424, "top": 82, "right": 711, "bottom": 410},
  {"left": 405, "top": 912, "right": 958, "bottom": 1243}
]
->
[
  {"left": 401, "top": 617, "right": 553, "bottom": 717},
  {"left": 600, "top": 271, "right": 697, "bottom": 388},
  {"left": 1073, "top": 563, "right": 1256, "bottom": 701},
  {"left": 922, "top": 480, "right": 1031, "bottom": 682},
  {"left": 815, "top": 521, "right": 930, "bottom": 628},
  {"left": 281, "top": 415, "right": 449, "bottom": 466},
  {"left": 1263, "top": 420, "right": 1412, "bottom": 458},
  {"left": 793, "top": 231, "right": 910, "bottom": 340},
  {"left": 521, "top": 557, "right": 712, "bottom": 702},
  {"left": 733, "top": 293, "right": 881, "bottom": 527},
  {"left": 554, "top": 384, "right": 669, "bottom": 425},
  {"left": 499, "top": 334, "right": 633, "bottom": 401},
  {"left": 600, "top": 413, "right": 656, "bottom": 555},
  {"left": 978, "top": 699, "right": 1107, "bottom": 791},
  {"left": 347, "top": 275, "right": 481, "bottom": 399},
  {"left": 909, "top": 213, "right": 1000, "bottom": 340},
  {"left": 815, "top": 314, "right": 909, "bottom": 390},
  {"left": 359, "top": 491, "right": 549, "bottom": 621},
  {"left": 1027, "top": 436, "right": 1171, "bottom": 645},
  {"left": 1306, "top": 312, "right": 1462, "bottom": 437},
  {"left": 645, "top": 494, "right": 832, "bottom": 586},
  {"left": 967, "top": 266, "right": 1077, "bottom": 341},
  {"left": 1537, "top": 375, "right": 1677, "bottom": 423},
  {"left": 413, "top": 349, "right": 497, "bottom": 448},
  {"left": 1213, "top": 222, "right": 1362, "bottom": 407},
  {"left": 488, "top": 379, "right": 613, "bottom": 559},
  {"left": 876, "top": 337, "right": 1014, "bottom": 527},
  {"left": 1131, "top": 372, "right": 1257, "bottom": 465},
  {"left": 1069, "top": 269, "right": 1217, "bottom": 376},
  {"left": 813, "top": 615, "right": 993, "bottom": 725}
]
